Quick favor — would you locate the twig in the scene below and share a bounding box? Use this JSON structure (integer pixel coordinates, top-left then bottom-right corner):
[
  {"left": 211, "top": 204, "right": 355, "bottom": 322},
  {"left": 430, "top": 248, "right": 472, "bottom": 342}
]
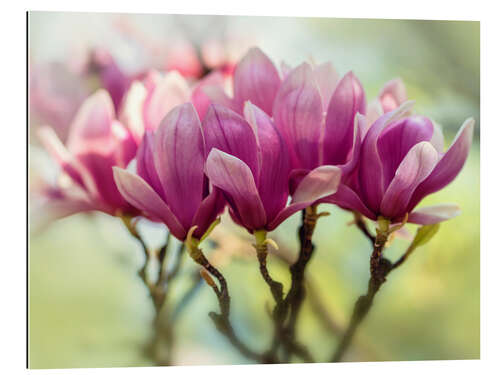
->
[
  {"left": 331, "top": 219, "right": 407, "bottom": 362},
  {"left": 187, "top": 240, "right": 267, "bottom": 363},
  {"left": 353, "top": 212, "right": 375, "bottom": 245}
]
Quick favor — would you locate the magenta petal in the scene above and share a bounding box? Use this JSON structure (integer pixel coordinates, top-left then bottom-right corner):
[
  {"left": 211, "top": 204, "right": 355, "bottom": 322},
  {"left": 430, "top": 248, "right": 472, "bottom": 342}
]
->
[
  {"left": 244, "top": 102, "right": 290, "bottom": 222},
  {"left": 408, "top": 118, "right": 474, "bottom": 211},
  {"left": 313, "top": 62, "right": 339, "bottom": 110},
  {"left": 358, "top": 101, "right": 414, "bottom": 212},
  {"left": 323, "top": 72, "right": 366, "bottom": 166},
  {"left": 191, "top": 71, "right": 225, "bottom": 120},
  {"left": 191, "top": 188, "right": 226, "bottom": 238},
  {"left": 291, "top": 165, "right": 342, "bottom": 204},
  {"left": 320, "top": 184, "right": 376, "bottom": 220},
  {"left": 203, "top": 104, "right": 260, "bottom": 180},
  {"left": 113, "top": 167, "right": 186, "bottom": 239},
  {"left": 233, "top": 47, "right": 281, "bottom": 115},
  {"left": 379, "top": 78, "right": 407, "bottom": 112},
  {"left": 377, "top": 116, "right": 434, "bottom": 188},
  {"left": 205, "top": 149, "right": 267, "bottom": 231},
  {"left": 273, "top": 63, "right": 323, "bottom": 170},
  {"left": 267, "top": 165, "right": 341, "bottom": 230},
  {"left": 407, "top": 204, "right": 461, "bottom": 224},
  {"left": 338, "top": 113, "right": 364, "bottom": 177},
  {"left": 66, "top": 90, "right": 115, "bottom": 154},
  {"left": 380, "top": 142, "right": 439, "bottom": 219},
  {"left": 136, "top": 131, "right": 163, "bottom": 197},
  {"left": 154, "top": 103, "right": 205, "bottom": 230},
  {"left": 77, "top": 152, "right": 129, "bottom": 211},
  {"left": 37, "top": 126, "right": 98, "bottom": 195}
]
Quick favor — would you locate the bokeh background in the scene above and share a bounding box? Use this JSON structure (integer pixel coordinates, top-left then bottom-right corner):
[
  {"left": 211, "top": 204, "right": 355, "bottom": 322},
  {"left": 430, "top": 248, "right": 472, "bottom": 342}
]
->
[{"left": 28, "top": 12, "right": 480, "bottom": 368}]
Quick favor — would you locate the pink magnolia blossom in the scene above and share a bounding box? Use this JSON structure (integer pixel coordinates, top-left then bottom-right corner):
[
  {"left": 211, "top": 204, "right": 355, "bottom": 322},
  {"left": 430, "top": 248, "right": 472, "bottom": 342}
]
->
[
  {"left": 203, "top": 102, "right": 341, "bottom": 233},
  {"left": 325, "top": 102, "right": 475, "bottom": 225},
  {"left": 113, "top": 103, "right": 225, "bottom": 241},
  {"left": 38, "top": 89, "right": 139, "bottom": 218},
  {"left": 366, "top": 78, "right": 408, "bottom": 126}
]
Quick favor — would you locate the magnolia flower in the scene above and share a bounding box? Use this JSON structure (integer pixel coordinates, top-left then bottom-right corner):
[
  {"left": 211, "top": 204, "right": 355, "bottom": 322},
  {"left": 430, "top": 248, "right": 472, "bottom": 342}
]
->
[
  {"left": 37, "top": 90, "right": 139, "bottom": 218},
  {"left": 203, "top": 102, "right": 342, "bottom": 234},
  {"left": 273, "top": 63, "right": 365, "bottom": 178},
  {"left": 366, "top": 78, "right": 408, "bottom": 126},
  {"left": 326, "top": 102, "right": 474, "bottom": 225},
  {"left": 119, "top": 70, "right": 225, "bottom": 144},
  {"left": 113, "top": 103, "right": 225, "bottom": 241}
]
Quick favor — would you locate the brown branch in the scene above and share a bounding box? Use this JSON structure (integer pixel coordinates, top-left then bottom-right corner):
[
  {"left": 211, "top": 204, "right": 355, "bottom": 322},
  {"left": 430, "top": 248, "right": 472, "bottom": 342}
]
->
[{"left": 331, "top": 224, "right": 395, "bottom": 362}]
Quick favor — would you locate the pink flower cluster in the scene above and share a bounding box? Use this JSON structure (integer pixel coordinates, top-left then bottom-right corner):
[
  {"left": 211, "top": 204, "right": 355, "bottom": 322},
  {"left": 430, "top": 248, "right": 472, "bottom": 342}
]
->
[{"left": 36, "top": 47, "right": 474, "bottom": 242}]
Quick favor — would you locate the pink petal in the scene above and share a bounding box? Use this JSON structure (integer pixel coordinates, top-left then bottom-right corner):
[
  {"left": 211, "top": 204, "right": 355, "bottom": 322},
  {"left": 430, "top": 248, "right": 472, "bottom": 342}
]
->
[
  {"left": 268, "top": 165, "right": 341, "bottom": 230},
  {"left": 154, "top": 103, "right": 206, "bottom": 230},
  {"left": 143, "top": 71, "right": 191, "bottom": 131},
  {"left": 203, "top": 104, "right": 260, "bottom": 180},
  {"left": 136, "top": 131, "right": 163, "bottom": 197},
  {"left": 377, "top": 116, "right": 434, "bottom": 188},
  {"left": 320, "top": 184, "right": 376, "bottom": 220},
  {"left": 113, "top": 167, "right": 186, "bottom": 240},
  {"left": 66, "top": 89, "right": 115, "bottom": 155},
  {"left": 380, "top": 142, "right": 439, "bottom": 219},
  {"left": 244, "top": 102, "right": 290, "bottom": 222},
  {"left": 313, "top": 62, "right": 339, "bottom": 109},
  {"left": 191, "top": 188, "right": 226, "bottom": 238},
  {"left": 379, "top": 78, "right": 407, "bottom": 112},
  {"left": 233, "top": 47, "right": 281, "bottom": 115},
  {"left": 191, "top": 71, "right": 225, "bottom": 120},
  {"left": 273, "top": 63, "right": 323, "bottom": 170},
  {"left": 357, "top": 101, "right": 414, "bottom": 212},
  {"left": 407, "top": 204, "right": 461, "bottom": 224},
  {"left": 323, "top": 72, "right": 366, "bottom": 166},
  {"left": 408, "top": 118, "right": 474, "bottom": 211},
  {"left": 205, "top": 149, "right": 267, "bottom": 231}
]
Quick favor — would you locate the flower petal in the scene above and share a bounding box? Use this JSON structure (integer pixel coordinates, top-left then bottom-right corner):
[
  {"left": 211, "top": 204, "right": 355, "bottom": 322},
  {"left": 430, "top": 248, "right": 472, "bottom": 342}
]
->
[
  {"left": 136, "top": 131, "right": 163, "bottom": 197},
  {"left": 203, "top": 104, "right": 260, "bottom": 180},
  {"left": 143, "top": 71, "right": 191, "bottom": 131},
  {"left": 66, "top": 89, "right": 115, "bottom": 154},
  {"left": 313, "top": 62, "right": 339, "bottom": 109},
  {"left": 267, "top": 166, "right": 341, "bottom": 230},
  {"left": 119, "top": 81, "right": 148, "bottom": 144},
  {"left": 154, "top": 103, "right": 205, "bottom": 229},
  {"left": 273, "top": 63, "right": 323, "bottom": 170},
  {"left": 323, "top": 72, "right": 366, "bottom": 166},
  {"left": 377, "top": 116, "right": 434, "bottom": 188},
  {"left": 191, "top": 188, "right": 226, "bottom": 238},
  {"left": 191, "top": 71, "right": 225, "bottom": 120},
  {"left": 291, "top": 165, "right": 342, "bottom": 204},
  {"left": 233, "top": 47, "right": 281, "bottom": 115},
  {"left": 379, "top": 78, "right": 407, "bottom": 112},
  {"left": 244, "top": 102, "right": 290, "bottom": 222},
  {"left": 113, "top": 167, "right": 186, "bottom": 240},
  {"left": 358, "top": 101, "right": 415, "bottom": 212},
  {"left": 407, "top": 204, "right": 461, "bottom": 224},
  {"left": 320, "top": 184, "right": 376, "bottom": 220},
  {"left": 408, "top": 118, "right": 474, "bottom": 210},
  {"left": 205, "top": 149, "right": 267, "bottom": 231},
  {"left": 380, "top": 142, "right": 439, "bottom": 219},
  {"left": 37, "top": 126, "right": 98, "bottom": 195}
]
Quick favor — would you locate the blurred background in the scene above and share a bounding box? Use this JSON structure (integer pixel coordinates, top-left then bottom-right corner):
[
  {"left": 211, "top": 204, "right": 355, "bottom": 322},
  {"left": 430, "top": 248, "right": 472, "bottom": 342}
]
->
[{"left": 28, "top": 12, "right": 479, "bottom": 368}]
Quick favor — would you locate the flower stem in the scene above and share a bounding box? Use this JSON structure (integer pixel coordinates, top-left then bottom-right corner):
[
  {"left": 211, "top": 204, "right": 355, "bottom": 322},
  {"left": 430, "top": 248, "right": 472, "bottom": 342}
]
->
[
  {"left": 186, "top": 237, "right": 267, "bottom": 363},
  {"left": 331, "top": 221, "right": 392, "bottom": 362}
]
